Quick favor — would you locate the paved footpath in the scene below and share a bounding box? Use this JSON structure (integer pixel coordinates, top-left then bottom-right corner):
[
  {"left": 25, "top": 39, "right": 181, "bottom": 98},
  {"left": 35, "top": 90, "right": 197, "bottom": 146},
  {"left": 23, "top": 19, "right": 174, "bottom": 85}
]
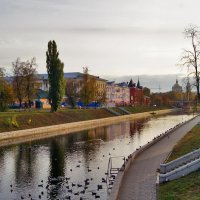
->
[{"left": 118, "top": 115, "right": 200, "bottom": 200}]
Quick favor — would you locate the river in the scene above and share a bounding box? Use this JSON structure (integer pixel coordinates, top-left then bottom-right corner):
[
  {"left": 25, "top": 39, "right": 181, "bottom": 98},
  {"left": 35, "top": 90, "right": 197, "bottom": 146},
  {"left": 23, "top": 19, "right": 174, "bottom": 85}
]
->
[{"left": 0, "top": 113, "right": 194, "bottom": 200}]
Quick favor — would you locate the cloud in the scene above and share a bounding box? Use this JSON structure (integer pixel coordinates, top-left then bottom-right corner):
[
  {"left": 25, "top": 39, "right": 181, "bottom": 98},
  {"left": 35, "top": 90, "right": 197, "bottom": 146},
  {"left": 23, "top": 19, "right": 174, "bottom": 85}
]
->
[{"left": 0, "top": 0, "right": 200, "bottom": 76}]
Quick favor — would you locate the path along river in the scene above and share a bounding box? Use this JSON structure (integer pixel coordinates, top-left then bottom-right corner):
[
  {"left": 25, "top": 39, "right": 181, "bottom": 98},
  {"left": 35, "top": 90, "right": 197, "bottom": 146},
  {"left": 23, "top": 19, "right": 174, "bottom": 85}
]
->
[{"left": 0, "top": 113, "right": 194, "bottom": 200}]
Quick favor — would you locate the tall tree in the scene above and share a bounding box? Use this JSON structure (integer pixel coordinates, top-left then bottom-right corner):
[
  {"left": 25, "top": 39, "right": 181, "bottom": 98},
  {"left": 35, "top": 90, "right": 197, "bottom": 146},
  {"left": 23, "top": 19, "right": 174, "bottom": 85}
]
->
[
  {"left": 46, "top": 40, "right": 64, "bottom": 112},
  {"left": 180, "top": 25, "right": 200, "bottom": 101},
  {"left": 12, "top": 58, "right": 38, "bottom": 108}
]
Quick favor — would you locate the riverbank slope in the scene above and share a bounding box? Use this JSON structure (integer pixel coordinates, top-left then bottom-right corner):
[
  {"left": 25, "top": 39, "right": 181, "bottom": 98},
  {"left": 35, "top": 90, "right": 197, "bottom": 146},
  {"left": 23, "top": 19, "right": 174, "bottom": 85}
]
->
[
  {"left": 0, "top": 108, "right": 175, "bottom": 147},
  {"left": 158, "top": 124, "right": 200, "bottom": 200}
]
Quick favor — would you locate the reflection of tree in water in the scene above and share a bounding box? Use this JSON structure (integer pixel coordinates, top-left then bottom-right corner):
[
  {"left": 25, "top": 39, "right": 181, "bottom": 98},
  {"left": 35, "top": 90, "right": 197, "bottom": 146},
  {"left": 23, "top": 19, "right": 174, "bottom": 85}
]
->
[
  {"left": 87, "top": 126, "right": 108, "bottom": 141},
  {"left": 14, "top": 143, "right": 36, "bottom": 186},
  {"left": 68, "top": 127, "right": 107, "bottom": 168},
  {"left": 82, "top": 130, "right": 102, "bottom": 168},
  {"left": 64, "top": 127, "right": 107, "bottom": 162},
  {"left": 130, "top": 117, "right": 150, "bottom": 136},
  {"left": 48, "top": 139, "right": 65, "bottom": 199},
  {"left": 12, "top": 143, "right": 38, "bottom": 199},
  {"left": 46, "top": 128, "right": 107, "bottom": 199}
]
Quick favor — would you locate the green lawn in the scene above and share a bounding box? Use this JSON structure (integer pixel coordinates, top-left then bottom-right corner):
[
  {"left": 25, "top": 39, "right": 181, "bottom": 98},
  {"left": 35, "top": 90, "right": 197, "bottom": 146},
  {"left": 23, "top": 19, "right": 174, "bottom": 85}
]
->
[
  {"left": 158, "top": 170, "right": 200, "bottom": 200},
  {"left": 0, "top": 108, "right": 114, "bottom": 133},
  {"left": 125, "top": 105, "right": 169, "bottom": 114},
  {"left": 0, "top": 106, "right": 170, "bottom": 133},
  {"left": 167, "top": 124, "right": 200, "bottom": 162},
  {"left": 158, "top": 124, "right": 200, "bottom": 200}
]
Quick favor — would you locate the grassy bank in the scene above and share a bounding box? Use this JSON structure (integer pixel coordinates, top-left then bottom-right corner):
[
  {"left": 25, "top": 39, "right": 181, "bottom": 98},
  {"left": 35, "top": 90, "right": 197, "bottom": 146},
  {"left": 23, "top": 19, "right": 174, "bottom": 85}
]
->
[
  {"left": 158, "top": 124, "right": 200, "bottom": 200},
  {"left": 110, "top": 106, "right": 169, "bottom": 115},
  {"left": 0, "top": 106, "right": 170, "bottom": 133},
  {"left": 125, "top": 105, "right": 169, "bottom": 113},
  {"left": 0, "top": 108, "right": 113, "bottom": 133}
]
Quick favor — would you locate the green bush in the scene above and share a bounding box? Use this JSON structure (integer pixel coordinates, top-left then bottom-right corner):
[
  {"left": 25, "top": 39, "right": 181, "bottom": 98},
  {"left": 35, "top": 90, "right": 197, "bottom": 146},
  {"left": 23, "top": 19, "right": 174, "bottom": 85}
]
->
[{"left": 3, "top": 116, "right": 19, "bottom": 128}]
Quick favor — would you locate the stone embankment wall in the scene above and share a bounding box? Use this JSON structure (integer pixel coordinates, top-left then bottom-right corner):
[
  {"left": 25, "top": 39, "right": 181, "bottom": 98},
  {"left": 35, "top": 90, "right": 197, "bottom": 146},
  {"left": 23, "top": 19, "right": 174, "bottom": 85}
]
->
[
  {"left": 0, "top": 109, "right": 174, "bottom": 147},
  {"left": 159, "top": 148, "right": 200, "bottom": 183},
  {"left": 159, "top": 157, "right": 200, "bottom": 183},
  {"left": 160, "top": 148, "right": 200, "bottom": 174}
]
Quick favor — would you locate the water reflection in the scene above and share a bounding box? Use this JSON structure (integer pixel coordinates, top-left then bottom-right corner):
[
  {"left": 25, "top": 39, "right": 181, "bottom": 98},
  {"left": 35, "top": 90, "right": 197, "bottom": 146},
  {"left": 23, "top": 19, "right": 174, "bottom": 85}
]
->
[{"left": 0, "top": 114, "right": 194, "bottom": 200}]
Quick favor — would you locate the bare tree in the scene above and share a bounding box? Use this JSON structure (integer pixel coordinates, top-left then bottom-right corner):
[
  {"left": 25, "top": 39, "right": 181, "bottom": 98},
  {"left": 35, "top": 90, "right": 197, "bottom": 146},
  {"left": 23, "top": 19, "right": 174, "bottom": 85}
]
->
[
  {"left": 23, "top": 58, "right": 38, "bottom": 107},
  {"left": 65, "top": 79, "right": 79, "bottom": 108},
  {"left": 180, "top": 25, "right": 200, "bottom": 101},
  {"left": 12, "top": 58, "right": 38, "bottom": 108},
  {"left": 13, "top": 58, "right": 26, "bottom": 107}
]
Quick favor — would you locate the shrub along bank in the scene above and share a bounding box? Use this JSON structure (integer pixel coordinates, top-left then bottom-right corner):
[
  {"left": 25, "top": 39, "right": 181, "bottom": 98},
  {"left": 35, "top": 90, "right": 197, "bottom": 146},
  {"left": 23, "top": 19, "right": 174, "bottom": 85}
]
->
[{"left": 158, "top": 124, "right": 200, "bottom": 200}]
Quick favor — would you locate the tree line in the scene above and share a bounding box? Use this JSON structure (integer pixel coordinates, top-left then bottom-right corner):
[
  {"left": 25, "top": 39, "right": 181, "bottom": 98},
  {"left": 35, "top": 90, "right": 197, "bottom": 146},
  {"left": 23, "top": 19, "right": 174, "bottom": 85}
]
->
[
  {"left": 0, "top": 40, "right": 106, "bottom": 112},
  {"left": 2, "top": 25, "right": 200, "bottom": 113}
]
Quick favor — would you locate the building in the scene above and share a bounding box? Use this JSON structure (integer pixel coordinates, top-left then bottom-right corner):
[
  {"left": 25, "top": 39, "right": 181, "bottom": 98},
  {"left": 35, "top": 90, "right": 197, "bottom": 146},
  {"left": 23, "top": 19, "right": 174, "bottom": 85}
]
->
[
  {"left": 128, "top": 79, "right": 150, "bottom": 106},
  {"left": 106, "top": 81, "right": 130, "bottom": 107},
  {"left": 35, "top": 89, "right": 50, "bottom": 109},
  {"left": 37, "top": 72, "right": 107, "bottom": 105},
  {"left": 64, "top": 72, "right": 107, "bottom": 104},
  {"left": 172, "top": 79, "right": 182, "bottom": 93},
  {"left": 36, "top": 74, "right": 49, "bottom": 91}
]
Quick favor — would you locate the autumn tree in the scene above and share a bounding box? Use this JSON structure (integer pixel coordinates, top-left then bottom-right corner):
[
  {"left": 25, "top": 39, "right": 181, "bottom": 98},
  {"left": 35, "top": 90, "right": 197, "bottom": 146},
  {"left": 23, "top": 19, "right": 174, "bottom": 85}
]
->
[
  {"left": 46, "top": 40, "right": 64, "bottom": 112},
  {"left": 180, "top": 25, "right": 200, "bottom": 101},
  {"left": 12, "top": 58, "right": 38, "bottom": 108},
  {"left": 80, "top": 67, "right": 97, "bottom": 105},
  {"left": 0, "top": 68, "right": 13, "bottom": 111},
  {"left": 96, "top": 89, "right": 106, "bottom": 104}
]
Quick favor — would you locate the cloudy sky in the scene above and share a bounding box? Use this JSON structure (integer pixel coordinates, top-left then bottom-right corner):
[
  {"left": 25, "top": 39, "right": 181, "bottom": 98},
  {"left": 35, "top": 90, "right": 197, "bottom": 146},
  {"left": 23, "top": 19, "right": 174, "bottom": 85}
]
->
[{"left": 0, "top": 0, "right": 199, "bottom": 78}]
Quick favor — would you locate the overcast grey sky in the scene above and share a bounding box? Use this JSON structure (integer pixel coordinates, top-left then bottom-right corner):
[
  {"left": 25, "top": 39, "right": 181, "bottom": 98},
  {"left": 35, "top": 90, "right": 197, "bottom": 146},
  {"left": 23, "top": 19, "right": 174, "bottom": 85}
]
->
[{"left": 0, "top": 0, "right": 199, "bottom": 76}]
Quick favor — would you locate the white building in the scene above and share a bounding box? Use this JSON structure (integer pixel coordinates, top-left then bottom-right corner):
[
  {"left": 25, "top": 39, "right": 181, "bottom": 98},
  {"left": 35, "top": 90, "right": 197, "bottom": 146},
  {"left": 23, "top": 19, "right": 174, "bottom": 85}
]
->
[{"left": 106, "top": 81, "right": 130, "bottom": 107}]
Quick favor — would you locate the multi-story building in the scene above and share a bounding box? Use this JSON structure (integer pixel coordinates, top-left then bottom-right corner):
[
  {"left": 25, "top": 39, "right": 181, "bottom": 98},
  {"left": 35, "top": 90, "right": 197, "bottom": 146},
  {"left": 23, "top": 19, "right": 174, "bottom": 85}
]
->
[
  {"left": 128, "top": 79, "right": 150, "bottom": 106},
  {"left": 37, "top": 72, "right": 107, "bottom": 104},
  {"left": 36, "top": 74, "right": 49, "bottom": 91},
  {"left": 106, "top": 81, "right": 130, "bottom": 107}
]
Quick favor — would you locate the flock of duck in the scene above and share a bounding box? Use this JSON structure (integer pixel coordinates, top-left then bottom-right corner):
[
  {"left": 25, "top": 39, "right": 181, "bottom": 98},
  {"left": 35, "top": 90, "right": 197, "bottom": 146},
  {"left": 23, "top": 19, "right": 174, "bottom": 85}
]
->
[
  {"left": 8, "top": 150, "right": 118, "bottom": 200},
  {"left": 7, "top": 120, "right": 186, "bottom": 200}
]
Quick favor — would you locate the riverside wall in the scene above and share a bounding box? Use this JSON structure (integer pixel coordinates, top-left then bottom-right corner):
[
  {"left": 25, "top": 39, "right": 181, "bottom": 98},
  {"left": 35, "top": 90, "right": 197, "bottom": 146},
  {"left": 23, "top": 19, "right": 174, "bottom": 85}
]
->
[{"left": 0, "top": 109, "right": 176, "bottom": 147}]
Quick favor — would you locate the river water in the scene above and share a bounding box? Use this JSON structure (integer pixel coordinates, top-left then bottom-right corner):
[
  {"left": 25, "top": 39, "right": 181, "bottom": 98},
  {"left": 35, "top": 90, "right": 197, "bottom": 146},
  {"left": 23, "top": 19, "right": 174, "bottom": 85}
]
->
[{"left": 0, "top": 113, "right": 194, "bottom": 200}]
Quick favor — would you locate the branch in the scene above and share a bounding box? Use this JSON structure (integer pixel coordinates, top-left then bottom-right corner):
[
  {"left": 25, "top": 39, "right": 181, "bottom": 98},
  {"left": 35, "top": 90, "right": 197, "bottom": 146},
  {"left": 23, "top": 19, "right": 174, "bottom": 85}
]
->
[{"left": 182, "top": 49, "right": 195, "bottom": 57}]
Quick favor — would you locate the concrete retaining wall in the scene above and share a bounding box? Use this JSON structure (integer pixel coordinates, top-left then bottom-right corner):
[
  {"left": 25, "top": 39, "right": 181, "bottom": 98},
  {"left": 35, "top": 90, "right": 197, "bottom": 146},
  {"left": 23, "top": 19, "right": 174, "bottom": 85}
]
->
[
  {"left": 160, "top": 148, "right": 200, "bottom": 174},
  {"left": 0, "top": 109, "right": 175, "bottom": 147},
  {"left": 159, "top": 157, "right": 200, "bottom": 183},
  {"left": 109, "top": 113, "right": 198, "bottom": 200}
]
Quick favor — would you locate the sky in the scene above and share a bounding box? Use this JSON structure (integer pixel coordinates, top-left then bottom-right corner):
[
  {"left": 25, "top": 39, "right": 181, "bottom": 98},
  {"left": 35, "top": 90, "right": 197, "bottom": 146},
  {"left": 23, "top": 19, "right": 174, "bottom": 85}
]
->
[{"left": 0, "top": 0, "right": 200, "bottom": 78}]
